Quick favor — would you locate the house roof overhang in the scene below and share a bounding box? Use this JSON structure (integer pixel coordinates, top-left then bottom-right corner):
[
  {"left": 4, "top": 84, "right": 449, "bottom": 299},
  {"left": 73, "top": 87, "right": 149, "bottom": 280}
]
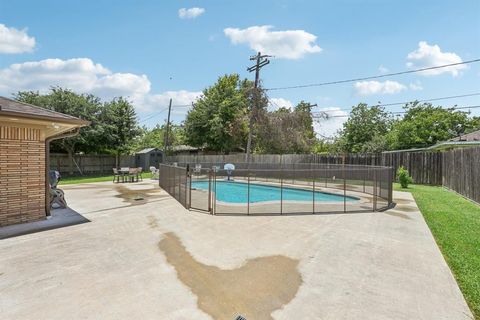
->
[{"left": 0, "top": 96, "right": 90, "bottom": 138}]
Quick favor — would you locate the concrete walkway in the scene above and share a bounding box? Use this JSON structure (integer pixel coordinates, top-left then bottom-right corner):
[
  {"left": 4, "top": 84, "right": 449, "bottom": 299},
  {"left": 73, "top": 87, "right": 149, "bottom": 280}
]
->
[{"left": 0, "top": 181, "right": 473, "bottom": 319}]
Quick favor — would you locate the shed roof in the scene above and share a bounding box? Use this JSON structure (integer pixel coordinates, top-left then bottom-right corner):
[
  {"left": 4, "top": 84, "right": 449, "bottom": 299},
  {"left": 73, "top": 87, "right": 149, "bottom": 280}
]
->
[
  {"left": 136, "top": 147, "right": 162, "bottom": 154},
  {"left": 0, "top": 96, "right": 89, "bottom": 125},
  {"left": 170, "top": 145, "right": 199, "bottom": 152}
]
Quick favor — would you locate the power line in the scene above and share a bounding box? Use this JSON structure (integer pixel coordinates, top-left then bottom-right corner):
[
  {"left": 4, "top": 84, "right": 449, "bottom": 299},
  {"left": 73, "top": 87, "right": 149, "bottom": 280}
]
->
[
  {"left": 266, "top": 59, "right": 480, "bottom": 91},
  {"left": 138, "top": 103, "right": 194, "bottom": 123},
  {"left": 314, "top": 105, "right": 480, "bottom": 118},
  {"left": 139, "top": 106, "right": 170, "bottom": 123},
  {"left": 308, "top": 92, "right": 480, "bottom": 114},
  {"left": 376, "top": 92, "right": 480, "bottom": 107}
]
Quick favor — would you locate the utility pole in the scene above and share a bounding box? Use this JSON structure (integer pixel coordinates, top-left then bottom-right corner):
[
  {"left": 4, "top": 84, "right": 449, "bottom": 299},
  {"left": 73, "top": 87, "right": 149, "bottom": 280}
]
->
[
  {"left": 164, "top": 98, "right": 172, "bottom": 156},
  {"left": 246, "top": 52, "right": 271, "bottom": 163}
]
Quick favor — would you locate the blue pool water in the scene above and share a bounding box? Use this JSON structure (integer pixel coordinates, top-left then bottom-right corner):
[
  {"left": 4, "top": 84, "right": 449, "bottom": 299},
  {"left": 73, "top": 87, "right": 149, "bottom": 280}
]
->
[{"left": 192, "top": 181, "right": 358, "bottom": 203}]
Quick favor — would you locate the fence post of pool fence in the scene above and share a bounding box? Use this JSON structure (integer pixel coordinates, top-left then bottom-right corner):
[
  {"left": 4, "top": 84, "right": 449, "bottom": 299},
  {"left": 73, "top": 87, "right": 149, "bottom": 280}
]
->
[
  {"left": 378, "top": 168, "right": 382, "bottom": 207},
  {"left": 247, "top": 173, "right": 250, "bottom": 215},
  {"left": 185, "top": 165, "right": 189, "bottom": 209},
  {"left": 312, "top": 169, "right": 315, "bottom": 214},
  {"left": 178, "top": 167, "right": 181, "bottom": 203},
  {"left": 373, "top": 169, "right": 377, "bottom": 212},
  {"left": 208, "top": 169, "right": 212, "bottom": 214},
  {"left": 188, "top": 165, "right": 192, "bottom": 210},
  {"left": 324, "top": 165, "right": 327, "bottom": 188},
  {"left": 389, "top": 167, "right": 393, "bottom": 206},
  {"left": 343, "top": 165, "right": 346, "bottom": 213},
  {"left": 214, "top": 168, "right": 217, "bottom": 215},
  {"left": 280, "top": 170, "right": 283, "bottom": 215},
  {"left": 363, "top": 168, "right": 366, "bottom": 193}
]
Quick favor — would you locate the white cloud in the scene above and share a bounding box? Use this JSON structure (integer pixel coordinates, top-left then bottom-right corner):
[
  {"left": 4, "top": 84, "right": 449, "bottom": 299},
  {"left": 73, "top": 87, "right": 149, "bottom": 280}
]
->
[
  {"left": 354, "top": 80, "right": 407, "bottom": 96},
  {"left": 0, "top": 57, "right": 200, "bottom": 117},
  {"left": 139, "top": 90, "right": 202, "bottom": 115},
  {"left": 0, "top": 23, "right": 36, "bottom": 54},
  {"left": 406, "top": 41, "right": 466, "bottom": 76},
  {"left": 0, "top": 58, "right": 110, "bottom": 93},
  {"left": 93, "top": 72, "right": 151, "bottom": 99},
  {"left": 409, "top": 80, "right": 423, "bottom": 91},
  {"left": 378, "top": 65, "right": 389, "bottom": 74},
  {"left": 178, "top": 7, "right": 205, "bottom": 19},
  {"left": 313, "top": 107, "right": 347, "bottom": 139},
  {"left": 224, "top": 25, "right": 322, "bottom": 59},
  {"left": 268, "top": 97, "right": 294, "bottom": 111}
]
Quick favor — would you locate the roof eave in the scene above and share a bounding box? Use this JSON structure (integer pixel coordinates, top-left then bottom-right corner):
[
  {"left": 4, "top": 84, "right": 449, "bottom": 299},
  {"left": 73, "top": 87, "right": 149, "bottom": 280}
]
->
[{"left": 0, "top": 110, "right": 90, "bottom": 126}]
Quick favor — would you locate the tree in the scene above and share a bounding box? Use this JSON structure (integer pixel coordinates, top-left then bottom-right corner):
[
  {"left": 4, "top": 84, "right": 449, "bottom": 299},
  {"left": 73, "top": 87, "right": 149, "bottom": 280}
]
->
[
  {"left": 184, "top": 74, "right": 248, "bottom": 153},
  {"left": 340, "top": 103, "right": 391, "bottom": 153},
  {"left": 15, "top": 88, "right": 105, "bottom": 173},
  {"left": 132, "top": 125, "right": 165, "bottom": 151},
  {"left": 132, "top": 124, "right": 186, "bottom": 151},
  {"left": 387, "top": 102, "right": 476, "bottom": 150},
  {"left": 101, "top": 97, "right": 140, "bottom": 166},
  {"left": 294, "top": 101, "right": 316, "bottom": 140},
  {"left": 255, "top": 102, "right": 317, "bottom": 154}
]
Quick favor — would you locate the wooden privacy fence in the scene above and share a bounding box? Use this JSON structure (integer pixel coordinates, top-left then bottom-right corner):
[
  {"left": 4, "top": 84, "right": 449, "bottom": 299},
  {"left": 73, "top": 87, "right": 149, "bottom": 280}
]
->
[
  {"left": 168, "top": 152, "right": 443, "bottom": 185},
  {"left": 443, "top": 147, "right": 480, "bottom": 204},
  {"left": 50, "top": 153, "right": 136, "bottom": 175}
]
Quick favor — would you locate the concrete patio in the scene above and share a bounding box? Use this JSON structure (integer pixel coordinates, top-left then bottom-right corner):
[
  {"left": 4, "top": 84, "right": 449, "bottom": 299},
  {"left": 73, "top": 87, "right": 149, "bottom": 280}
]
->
[{"left": 0, "top": 180, "right": 473, "bottom": 319}]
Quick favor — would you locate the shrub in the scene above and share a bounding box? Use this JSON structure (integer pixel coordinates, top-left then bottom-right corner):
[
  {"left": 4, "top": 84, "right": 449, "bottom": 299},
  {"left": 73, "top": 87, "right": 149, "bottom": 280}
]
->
[{"left": 397, "top": 166, "right": 413, "bottom": 188}]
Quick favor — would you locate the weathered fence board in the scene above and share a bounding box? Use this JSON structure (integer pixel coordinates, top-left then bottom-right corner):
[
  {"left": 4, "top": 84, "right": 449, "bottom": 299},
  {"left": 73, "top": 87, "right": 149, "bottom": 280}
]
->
[
  {"left": 50, "top": 154, "right": 135, "bottom": 175},
  {"left": 443, "top": 147, "right": 480, "bottom": 204},
  {"left": 168, "top": 152, "right": 443, "bottom": 185}
]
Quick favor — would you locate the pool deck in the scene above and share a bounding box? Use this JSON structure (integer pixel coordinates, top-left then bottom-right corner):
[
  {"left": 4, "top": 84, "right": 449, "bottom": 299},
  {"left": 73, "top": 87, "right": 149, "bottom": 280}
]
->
[{"left": 0, "top": 180, "right": 473, "bottom": 319}]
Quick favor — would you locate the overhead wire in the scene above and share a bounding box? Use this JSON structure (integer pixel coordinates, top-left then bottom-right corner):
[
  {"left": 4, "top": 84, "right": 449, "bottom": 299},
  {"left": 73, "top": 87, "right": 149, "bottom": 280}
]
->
[
  {"left": 314, "top": 105, "right": 480, "bottom": 118},
  {"left": 266, "top": 59, "right": 480, "bottom": 91}
]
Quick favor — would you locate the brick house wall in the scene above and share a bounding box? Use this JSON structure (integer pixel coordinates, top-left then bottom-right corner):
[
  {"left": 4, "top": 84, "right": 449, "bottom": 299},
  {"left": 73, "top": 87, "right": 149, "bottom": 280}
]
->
[{"left": 0, "top": 125, "right": 46, "bottom": 226}]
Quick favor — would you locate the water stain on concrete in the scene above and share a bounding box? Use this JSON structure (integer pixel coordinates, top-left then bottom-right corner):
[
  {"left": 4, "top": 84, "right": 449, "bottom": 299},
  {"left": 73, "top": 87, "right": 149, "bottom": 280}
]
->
[
  {"left": 395, "top": 205, "right": 417, "bottom": 212},
  {"left": 384, "top": 211, "right": 412, "bottom": 220},
  {"left": 394, "top": 198, "right": 411, "bottom": 205},
  {"left": 113, "top": 184, "right": 167, "bottom": 205},
  {"left": 159, "top": 232, "right": 302, "bottom": 320},
  {"left": 147, "top": 215, "right": 159, "bottom": 229}
]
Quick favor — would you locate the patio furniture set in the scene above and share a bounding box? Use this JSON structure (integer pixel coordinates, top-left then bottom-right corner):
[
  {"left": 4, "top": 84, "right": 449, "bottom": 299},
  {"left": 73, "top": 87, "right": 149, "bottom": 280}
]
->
[{"left": 113, "top": 167, "right": 143, "bottom": 183}]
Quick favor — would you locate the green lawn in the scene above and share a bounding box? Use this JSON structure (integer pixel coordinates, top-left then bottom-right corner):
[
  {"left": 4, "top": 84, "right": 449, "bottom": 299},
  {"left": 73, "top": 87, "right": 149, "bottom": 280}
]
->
[
  {"left": 395, "top": 183, "right": 480, "bottom": 319},
  {"left": 59, "top": 172, "right": 153, "bottom": 185}
]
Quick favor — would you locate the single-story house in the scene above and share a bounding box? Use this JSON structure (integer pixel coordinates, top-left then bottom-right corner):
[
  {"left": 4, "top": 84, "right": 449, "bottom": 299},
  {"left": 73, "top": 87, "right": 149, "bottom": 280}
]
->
[
  {"left": 382, "top": 129, "right": 480, "bottom": 153},
  {"left": 0, "top": 96, "right": 89, "bottom": 226},
  {"left": 449, "top": 129, "right": 480, "bottom": 142}
]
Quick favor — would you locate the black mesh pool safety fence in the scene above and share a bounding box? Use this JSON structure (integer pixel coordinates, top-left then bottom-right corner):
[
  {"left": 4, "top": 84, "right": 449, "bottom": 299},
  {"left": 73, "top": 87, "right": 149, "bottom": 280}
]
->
[{"left": 159, "top": 163, "right": 394, "bottom": 215}]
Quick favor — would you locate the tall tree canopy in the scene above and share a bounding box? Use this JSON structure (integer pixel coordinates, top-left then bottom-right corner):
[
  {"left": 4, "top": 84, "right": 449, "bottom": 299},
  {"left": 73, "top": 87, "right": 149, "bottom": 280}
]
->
[
  {"left": 184, "top": 74, "right": 249, "bottom": 152},
  {"left": 387, "top": 102, "right": 478, "bottom": 150},
  {"left": 339, "top": 103, "right": 391, "bottom": 153},
  {"left": 15, "top": 88, "right": 105, "bottom": 155},
  {"left": 15, "top": 88, "right": 141, "bottom": 171},
  {"left": 132, "top": 124, "right": 186, "bottom": 151},
  {"left": 101, "top": 97, "right": 140, "bottom": 163},
  {"left": 255, "top": 101, "right": 317, "bottom": 154}
]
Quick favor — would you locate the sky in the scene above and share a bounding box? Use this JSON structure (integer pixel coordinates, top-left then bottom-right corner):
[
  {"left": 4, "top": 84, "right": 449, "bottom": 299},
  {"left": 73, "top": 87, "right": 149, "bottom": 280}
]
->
[{"left": 1, "top": 0, "right": 479, "bottom": 138}]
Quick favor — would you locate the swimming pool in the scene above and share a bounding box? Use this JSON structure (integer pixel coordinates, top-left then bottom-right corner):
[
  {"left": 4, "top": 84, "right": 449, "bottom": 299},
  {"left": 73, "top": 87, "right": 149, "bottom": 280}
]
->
[{"left": 191, "top": 180, "right": 359, "bottom": 204}]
